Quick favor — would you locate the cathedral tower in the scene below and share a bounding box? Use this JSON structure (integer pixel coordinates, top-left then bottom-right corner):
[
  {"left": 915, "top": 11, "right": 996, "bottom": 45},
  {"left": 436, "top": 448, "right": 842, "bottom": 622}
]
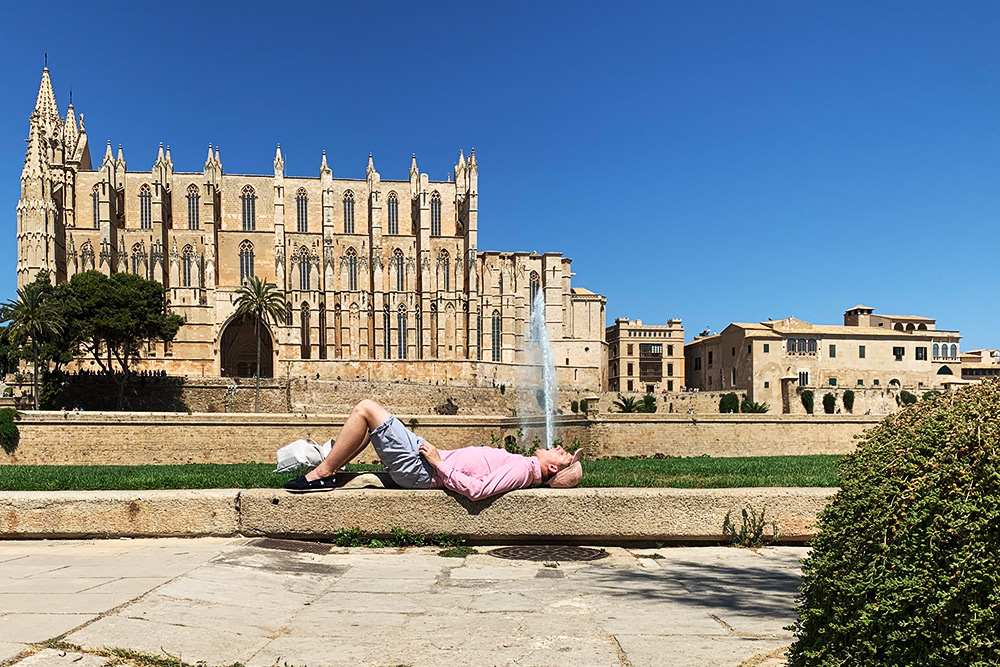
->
[{"left": 16, "top": 66, "right": 92, "bottom": 288}]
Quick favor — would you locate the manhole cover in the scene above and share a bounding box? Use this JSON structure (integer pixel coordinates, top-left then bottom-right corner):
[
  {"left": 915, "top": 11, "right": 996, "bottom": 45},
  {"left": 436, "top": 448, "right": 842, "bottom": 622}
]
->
[
  {"left": 249, "top": 538, "right": 333, "bottom": 555},
  {"left": 488, "top": 545, "right": 609, "bottom": 562}
]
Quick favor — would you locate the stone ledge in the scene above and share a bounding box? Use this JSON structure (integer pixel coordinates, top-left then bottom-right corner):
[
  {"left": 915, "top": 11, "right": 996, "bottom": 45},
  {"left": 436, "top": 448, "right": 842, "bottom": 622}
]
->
[
  {"left": 0, "top": 487, "right": 834, "bottom": 543},
  {"left": 0, "top": 490, "right": 240, "bottom": 538}
]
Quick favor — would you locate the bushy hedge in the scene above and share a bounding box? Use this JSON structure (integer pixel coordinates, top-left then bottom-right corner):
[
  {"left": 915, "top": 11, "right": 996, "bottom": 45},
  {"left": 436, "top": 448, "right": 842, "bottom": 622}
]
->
[
  {"left": 800, "top": 389, "right": 815, "bottom": 414},
  {"left": 788, "top": 381, "right": 1000, "bottom": 666},
  {"left": 719, "top": 392, "right": 740, "bottom": 413},
  {"left": 822, "top": 392, "right": 837, "bottom": 414}
]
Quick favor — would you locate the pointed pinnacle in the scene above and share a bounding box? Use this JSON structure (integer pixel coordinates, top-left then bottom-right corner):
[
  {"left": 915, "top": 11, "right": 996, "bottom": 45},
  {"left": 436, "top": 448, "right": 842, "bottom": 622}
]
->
[
  {"left": 207, "top": 144, "right": 214, "bottom": 162},
  {"left": 105, "top": 140, "right": 113, "bottom": 160},
  {"left": 157, "top": 142, "right": 164, "bottom": 160}
]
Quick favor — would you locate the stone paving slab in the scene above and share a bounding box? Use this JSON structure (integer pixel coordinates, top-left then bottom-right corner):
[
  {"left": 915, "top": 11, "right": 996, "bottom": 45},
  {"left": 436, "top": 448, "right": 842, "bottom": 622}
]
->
[{"left": 0, "top": 538, "right": 802, "bottom": 667}]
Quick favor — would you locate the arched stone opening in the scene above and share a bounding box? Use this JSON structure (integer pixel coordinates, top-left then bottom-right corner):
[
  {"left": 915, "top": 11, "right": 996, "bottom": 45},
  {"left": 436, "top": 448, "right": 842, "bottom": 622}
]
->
[
  {"left": 937, "top": 365, "right": 954, "bottom": 375},
  {"left": 220, "top": 316, "right": 274, "bottom": 378}
]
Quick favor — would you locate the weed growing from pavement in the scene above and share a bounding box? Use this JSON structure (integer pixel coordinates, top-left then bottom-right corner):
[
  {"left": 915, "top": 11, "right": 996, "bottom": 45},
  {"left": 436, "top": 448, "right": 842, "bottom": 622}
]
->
[
  {"left": 723, "top": 504, "right": 781, "bottom": 548},
  {"left": 328, "top": 526, "right": 466, "bottom": 549},
  {"left": 438, "top": 546, "right": 479, "bottom": 558}
]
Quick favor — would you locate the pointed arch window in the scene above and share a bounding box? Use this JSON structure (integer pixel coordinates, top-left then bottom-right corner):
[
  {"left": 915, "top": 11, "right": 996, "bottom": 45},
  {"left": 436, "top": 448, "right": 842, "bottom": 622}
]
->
[
  {"left": 296, "top": 189, "right": 308, "bottom": 233},
  {"left": 346, "top": 248, "right": 358, "bottom": 291},
  {"left": 139, "top": 184, "right": 152, "bottom": 229},
  {"left": 491, "top": 309, "right": 502, "bottom": 362},
  {"left": 318, "top": 302, "right": 327, "bottom": 359},
  {"left": 387, "top": 192, "right": 399, "bottom": 234},
  {"left": 187, "top": 184, "right": 200, "bottom": 230},
  {"left": 285, "top": 301, "right": 293, "bottom": 326},
  {"left": 92, "top": 186, "right": 100, "bottom": 229},
  {"left": 239, "top": 240, "right": 255, "bottom": 283},
  {"left": 397, "top": 305, "right": 408, "bottom": 359},
  {"left": 439, "top": 250, "right": 450, "bottom": 291},
  {"left": 80, "top": 241, "right": 95, "bottom": 271},
  {"left": 343, "top": 191, "right": 355, "bottom": 234},
  {"left": 300, "top": 302, "right": 311, "bottom": 359},
  {"left": 241, "top": 185, "right": 256, "bottom": 231},
  {"left": 383, "top": 305, "right": 392, "bottom": 359},
  {"left": 430, "top": 191, "right": 441, "bottom": 236},
  {"left": 297, "top": 246, "right": 310, "bottom": 291},
  {"left": 131, "top": 243, "right": 145, "bottom": 276},
  {"left": 393, "top": 248, "right": 405, "bottom": 291},
  {"left": 182, "top": 245, "right": 195, "bottom": 287}
]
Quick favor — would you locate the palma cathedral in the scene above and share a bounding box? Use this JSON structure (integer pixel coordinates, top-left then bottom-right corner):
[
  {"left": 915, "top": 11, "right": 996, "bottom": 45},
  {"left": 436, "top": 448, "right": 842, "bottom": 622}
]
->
[{"left": 16, "top": 68, "right": 607, "bottom": 389}]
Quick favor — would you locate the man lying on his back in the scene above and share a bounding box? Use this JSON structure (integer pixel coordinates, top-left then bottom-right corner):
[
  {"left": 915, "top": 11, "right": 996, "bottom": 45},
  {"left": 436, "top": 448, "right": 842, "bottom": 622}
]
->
[{"left": 284, "top": 399, "right": 583, "bottom": 500}]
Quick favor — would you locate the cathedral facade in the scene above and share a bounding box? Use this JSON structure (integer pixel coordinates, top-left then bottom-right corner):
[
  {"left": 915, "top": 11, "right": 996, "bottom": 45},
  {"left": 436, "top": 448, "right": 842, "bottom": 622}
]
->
[{"left": 16, "top": 68, "right": 607, "bottom": 390}]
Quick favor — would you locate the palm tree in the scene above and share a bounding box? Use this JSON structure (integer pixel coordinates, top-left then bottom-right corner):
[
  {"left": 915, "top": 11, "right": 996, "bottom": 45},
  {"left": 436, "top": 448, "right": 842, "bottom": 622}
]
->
[
  {"left": 1, "top": 285, "right": 65, "bottom": 410},
  {"left": 613, "top": 394, "right": 641, "bottom": 413},
  {"left": 232, "top": 276, "right": 286, "bottom": 412}
]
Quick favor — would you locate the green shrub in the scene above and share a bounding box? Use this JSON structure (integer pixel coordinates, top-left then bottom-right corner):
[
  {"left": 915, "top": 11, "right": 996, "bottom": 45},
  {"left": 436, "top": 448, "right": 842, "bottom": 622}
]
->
[
  {"left": 740, "top": 399, "right": 770, "bottom": 413},
  {"left": 639, "top": 394, "right": 657, "bottom": 413},
  {"left": 842, "top": 389, "right": 855, "bottom": 413},
  {"left": 499, "top": 383, "right": 506, "bottom": 395},
  {"left": 0, "top": 407, "right": 22, "bottom": 454},
  {"left": 723, "top": 504, "right": 780, "bottom": 548},
  {"left": 898, "top": 389, "right": 918, "bottom": 406},
  {"left": 822, "top": 392, "right": 837, "bottom": 414},
  {"left": 570, "top": 400, "right": 579, "bottom": 413},
  {"left": 719, "top": 392, "right": 740, "bottom": 413},
  {"left": 614, "top": 394, "right": 641, "bottom": 413},
  {"left": 788, "top": 380, "right": 1000, "bottom": 667},
  {"left": 800, "top": 390, "right": 815, "bottom": 414},
  {"left": 923, "top": 390, "right": 941, "bottom": 401}
]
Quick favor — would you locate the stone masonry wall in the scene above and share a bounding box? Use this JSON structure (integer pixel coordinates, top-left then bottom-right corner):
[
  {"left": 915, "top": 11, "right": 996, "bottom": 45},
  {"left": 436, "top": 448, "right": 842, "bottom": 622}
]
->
[{"left": 3, "top": 412, "right": 879, "bottom": 466}]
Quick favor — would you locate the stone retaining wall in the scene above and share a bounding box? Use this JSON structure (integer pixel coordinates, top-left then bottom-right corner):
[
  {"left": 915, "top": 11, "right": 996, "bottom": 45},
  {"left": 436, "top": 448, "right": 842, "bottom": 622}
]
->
[
  {"left": 0, "top": 487, "right": 834, "bottom": 543},
  {"left": 2, "top": 411, "right": 878, "bottom": 466}
]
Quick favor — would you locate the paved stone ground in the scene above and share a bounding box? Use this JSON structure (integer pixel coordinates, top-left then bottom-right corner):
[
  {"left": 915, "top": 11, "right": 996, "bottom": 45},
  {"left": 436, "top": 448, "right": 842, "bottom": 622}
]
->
[{"left": 0, "top": 538, "right": 805, "bottom": 667}]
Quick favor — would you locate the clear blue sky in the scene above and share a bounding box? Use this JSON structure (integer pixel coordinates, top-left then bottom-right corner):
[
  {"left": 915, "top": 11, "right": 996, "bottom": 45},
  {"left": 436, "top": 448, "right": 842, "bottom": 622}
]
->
[{"left": 2, "top": 1, "right": 997, "bottom": 348}]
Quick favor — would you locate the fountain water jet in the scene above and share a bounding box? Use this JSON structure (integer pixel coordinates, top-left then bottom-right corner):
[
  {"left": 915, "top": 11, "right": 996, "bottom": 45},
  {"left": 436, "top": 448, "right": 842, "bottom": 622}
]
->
[{"left": 517, "top": 288, "right": 559, "bottom": 449}]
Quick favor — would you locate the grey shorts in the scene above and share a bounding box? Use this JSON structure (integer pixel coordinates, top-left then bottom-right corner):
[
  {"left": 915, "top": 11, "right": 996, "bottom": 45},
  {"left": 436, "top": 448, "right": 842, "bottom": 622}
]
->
[{"left": 369, "top": 414, "right": 436, "bottom": 489}]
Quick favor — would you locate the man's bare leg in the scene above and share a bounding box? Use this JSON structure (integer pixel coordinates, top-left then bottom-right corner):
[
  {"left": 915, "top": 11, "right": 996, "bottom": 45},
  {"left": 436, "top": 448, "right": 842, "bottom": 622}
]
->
[{"left": 304, "top": 399, "right": 391, "bottom": 481}]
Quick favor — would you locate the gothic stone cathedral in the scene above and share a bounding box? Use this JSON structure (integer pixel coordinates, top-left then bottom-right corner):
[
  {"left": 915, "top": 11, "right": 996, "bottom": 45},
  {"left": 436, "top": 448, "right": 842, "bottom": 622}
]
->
[{"left": 16, "top": 68, "right": 607, "bottom": 389}]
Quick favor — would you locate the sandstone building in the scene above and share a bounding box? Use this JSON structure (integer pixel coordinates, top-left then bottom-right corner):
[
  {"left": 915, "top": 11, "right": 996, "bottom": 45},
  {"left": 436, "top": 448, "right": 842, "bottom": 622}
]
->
[
  {"left": 606, "top": 318, "right": 684, "bottom": 393},
  {"left": 684, "top": 306, "right": 962, "bottom": 412},
  {"left": 960, "top": 349, "right": 1000, "bottom": 383},
  {"left": 16, "top": 68, "right": 607, "bottom": 389}
]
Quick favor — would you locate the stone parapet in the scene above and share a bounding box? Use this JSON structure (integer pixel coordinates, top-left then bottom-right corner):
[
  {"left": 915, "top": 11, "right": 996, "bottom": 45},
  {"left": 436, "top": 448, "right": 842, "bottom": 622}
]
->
[
  {"left": 4, "top": 411, "right": 879, "bottom": 466},
  {"left": 0, "top": 487, "right": 834, "bottom": 543}
]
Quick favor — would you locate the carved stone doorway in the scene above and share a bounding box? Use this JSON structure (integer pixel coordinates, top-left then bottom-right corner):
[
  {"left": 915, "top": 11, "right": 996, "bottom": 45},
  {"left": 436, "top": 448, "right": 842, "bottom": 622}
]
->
[{"left": 220, "top": 317, "right": 274, "bottom": 378}]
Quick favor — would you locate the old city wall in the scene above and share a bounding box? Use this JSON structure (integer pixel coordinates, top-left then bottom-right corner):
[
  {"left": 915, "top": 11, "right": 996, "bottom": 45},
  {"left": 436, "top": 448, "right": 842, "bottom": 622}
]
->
[{"left": 3, "top": 412, "right": 878, "bottom": 466}]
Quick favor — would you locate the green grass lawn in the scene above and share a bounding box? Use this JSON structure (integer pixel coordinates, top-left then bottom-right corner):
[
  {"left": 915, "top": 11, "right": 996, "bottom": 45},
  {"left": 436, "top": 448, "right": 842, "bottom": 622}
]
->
[{"left": 0, "top": 455, "right": 840, "bottom": 491}]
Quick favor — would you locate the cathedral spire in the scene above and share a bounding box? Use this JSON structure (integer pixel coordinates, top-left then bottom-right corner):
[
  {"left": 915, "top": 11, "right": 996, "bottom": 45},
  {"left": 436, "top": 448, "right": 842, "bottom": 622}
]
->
[
  {"left": 116, "top": 143, "right": 125, "bottom": 165},
  {"left": 274, "top": 143, "right": 284, "bottom": 176},
  {"left": 320, "top": 150, "right": 332, "bottom": 178},
  {"left": 104, "top": 140, "right": 113, "bottom": 163},
  {"left": 410, "top": 153, "right": 419, "bottom": 176},
  {"left": 157, "top": 142, "right": 164, "bottom": 161},
  {"left": 206, "top": 144, "right": 214, "bottom": 166},
  {"left": 366, "top": 152, "right": 375, "bottom": 178},
  {"left": 33, "top": 66, "right": 61, "bottom": 127},
  {"left": 63, "top": 101, "right": 79, "bottom": 147}
]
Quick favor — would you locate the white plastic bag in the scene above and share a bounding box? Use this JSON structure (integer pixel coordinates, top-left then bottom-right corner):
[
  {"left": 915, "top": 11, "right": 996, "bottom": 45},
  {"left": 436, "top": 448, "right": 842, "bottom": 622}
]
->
[{"left": 274, "top": 438, "right": 333, "bottom": 473}]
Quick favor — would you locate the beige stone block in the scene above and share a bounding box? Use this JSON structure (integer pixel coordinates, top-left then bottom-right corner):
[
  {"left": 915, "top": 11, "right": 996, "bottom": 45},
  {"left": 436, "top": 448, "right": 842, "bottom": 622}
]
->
[
  {"left": 239, "top": 487, "right": 832, "bottom": 543},
  {"left": 0, "top": 490, "right": 239, "bottom": 538}
]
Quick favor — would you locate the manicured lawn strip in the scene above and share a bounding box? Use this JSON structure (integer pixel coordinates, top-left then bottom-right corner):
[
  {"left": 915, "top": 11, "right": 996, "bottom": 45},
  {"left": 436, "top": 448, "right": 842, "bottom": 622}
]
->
[
  {"left": 0, "top": 455, "right": 840, "bottom": 491},
  {"left": 0, "top": 463, "right": 382, "bottom": 492},
  {"left": 583, "top": 455, "right": 840, "bottom": 488}
]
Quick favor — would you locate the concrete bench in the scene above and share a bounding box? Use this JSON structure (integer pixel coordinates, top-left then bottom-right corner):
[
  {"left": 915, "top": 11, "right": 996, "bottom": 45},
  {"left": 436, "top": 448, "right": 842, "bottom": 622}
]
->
[{"left": 0, "top": 486, "right": 833, "bottom": 543}]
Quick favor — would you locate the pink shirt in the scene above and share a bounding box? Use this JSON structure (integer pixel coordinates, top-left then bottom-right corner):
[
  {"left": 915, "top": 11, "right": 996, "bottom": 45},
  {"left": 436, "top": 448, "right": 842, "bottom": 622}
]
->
[{"left": 430, "top": 447, "right": 542, "bottom": 500}]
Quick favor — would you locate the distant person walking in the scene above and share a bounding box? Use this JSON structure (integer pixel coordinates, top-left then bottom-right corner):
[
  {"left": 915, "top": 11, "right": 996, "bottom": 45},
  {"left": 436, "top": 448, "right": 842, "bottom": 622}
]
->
[{"left": 284, "top": 399, "right": 583, "bottom": 500}]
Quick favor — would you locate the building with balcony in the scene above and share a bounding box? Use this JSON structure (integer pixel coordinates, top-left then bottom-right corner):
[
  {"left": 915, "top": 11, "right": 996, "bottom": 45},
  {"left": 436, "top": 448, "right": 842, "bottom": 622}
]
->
[
  {"left": 683, "top": 305, "right": 962, "bottom": 412},
  {"left": 606, "top": 318, "right": 684, "bottom": 393}
]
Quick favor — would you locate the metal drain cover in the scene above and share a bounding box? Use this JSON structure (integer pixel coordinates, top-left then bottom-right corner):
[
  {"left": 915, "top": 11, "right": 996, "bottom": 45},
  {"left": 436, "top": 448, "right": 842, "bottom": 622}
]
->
[
  {"left": 249, "top": 538, "right": 333, "bottom": 555},
  {"left": 488, "top": 545, "right": 609, "bottom": 562}
]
